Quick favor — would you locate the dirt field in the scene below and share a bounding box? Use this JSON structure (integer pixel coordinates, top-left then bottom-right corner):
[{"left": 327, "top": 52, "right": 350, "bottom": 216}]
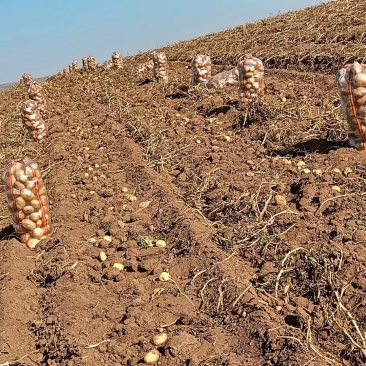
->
[{"left": 1, "top": 1, "right": 366, "bottom": 365}]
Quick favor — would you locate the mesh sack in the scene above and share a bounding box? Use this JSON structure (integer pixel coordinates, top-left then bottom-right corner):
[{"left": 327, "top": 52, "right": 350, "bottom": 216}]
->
[
  {"left": 111, "top": 52, "right": 123, "bottom": 69},
  {"left": 336, "top": 62, "right": 366, "bottom": 150},
  {"left": 26, "top": 82, "right": 47, "bottom": 116},
  {"left": 3, "top": 157, "right": 52, "bottom": 248},
  {"left": 20, "top": 100, "right": 46, "bottom": 143},
  {"left": 82, "top": 57, "right": 88, "bottom": 70},
  {"left": 152, "top": 51, "right": 168, "bottom": 83},
  {"left": 137, "top": 60, "right": 154, "bottom": 75},
  {"left": 69, "top": 61, "right": 79, "bottom": 72},
  {"left": 191, "top": 55, "right": 212, "bottom": 86},
  {"left": 237, "top": 55, "right": 264, "bottom": 108},
  {"left": 87, "top": 56, "right": 96, "bottom": 70},
  {"left": 22, "top": 73, "right": 34, "bottom": 88}
]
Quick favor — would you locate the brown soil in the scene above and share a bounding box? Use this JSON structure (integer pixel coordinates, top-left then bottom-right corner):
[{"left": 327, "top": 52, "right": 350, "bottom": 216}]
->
[{"left": 1, "top": 3, "right": 366, "bottom": 365}]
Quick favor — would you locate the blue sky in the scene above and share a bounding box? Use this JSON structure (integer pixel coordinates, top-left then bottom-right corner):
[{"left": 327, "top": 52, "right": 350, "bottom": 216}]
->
[{"left": 0, "top": 0, "right": 328, "bottom": 84}]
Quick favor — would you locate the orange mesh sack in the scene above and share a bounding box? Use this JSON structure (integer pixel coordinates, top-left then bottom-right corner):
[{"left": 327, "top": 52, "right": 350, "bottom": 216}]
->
[
  {"left": 26, "top": 81, "right": 47, "bottom": 116},
  {"left": 20, "top": 100, "right": 47, "bottom": 143},
  {"left": 237, "top": 55, "right": 264, "bottom": 108},
  {"left": 336, "top": 62, "right": 366, "bottom": 151},
  {"left": 191, "top": 55, "right": 212, "bottom": 86},
  {"left": 111, "top": 52, "right": 123, "bottom": 69},
  {"left": 3, "top": 158, "right": 52, "bottom": 248},
  {"left": 152, "top": 51, "right": 168, "bottom": 83}
]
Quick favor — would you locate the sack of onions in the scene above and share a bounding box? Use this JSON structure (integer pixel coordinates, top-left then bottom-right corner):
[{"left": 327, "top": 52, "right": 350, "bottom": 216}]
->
[
  {"left": 87, "top": 55, "right": 97, "bottom": 70},
  {"left": 237, "top": 55, "right": 264, "bottom": 108},
  {"left": 336, "top": 61, "right": 366, "bottom": 151},
  {"left": 111, "top": 52, "right": 123, "bottom": 69},
  {"left": 26, "top": 81, "right": 47, "bottom": 117},
  {"left": 20, "top": 99, "right": 47, "bottom": 143},
  {"left": 191, "top": 54, "right": 212, "bottom": 86},
  {"left": 82, "top": 57, "right": 88, "bottom": 70},
  {"left": 152, "top": 51, "right": 168, "bottom": 83},
  {"left": 2, "top": 157, "right": 52, "bottom": 248},
  {"left": 69, "top": 60, "right": 79, "bottom": 72},
  {"left": 22, "top": 73, "right": 34, "bottom": 88}
]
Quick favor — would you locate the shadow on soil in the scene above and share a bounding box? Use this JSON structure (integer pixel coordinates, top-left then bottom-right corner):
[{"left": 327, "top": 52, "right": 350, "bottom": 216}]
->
[
  {"left": 274, "top": 138, "right": 349, "bottom": 156},
  {"left": 0, "top": 224, "right": 18, "bottom": 241}
]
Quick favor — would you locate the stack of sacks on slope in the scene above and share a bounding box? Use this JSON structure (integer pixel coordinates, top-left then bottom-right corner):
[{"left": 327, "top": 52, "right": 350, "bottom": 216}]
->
[
  {"left": 87, "top": 55, "right": 97, "bottom": 70},
  {"left": 20, "top": 100, "right": 47, "bottom": 143},
  {"left": 111, "top": 52, "right": 123, "bottom": 69},
  {"left": 336, "top": 62, "right": 366, "bottom": 151},
  {"left": 206, "top": 68, "right": 239, "bottom": 88},
  {"left": 152, "top": 51, "right": 168, "bottom": 83},
  {"left": 3, "top": 158, "right": 52, "bottom": 249},
  {"left": 69, "top": 60, "right": 79, "bottom": 72},
  {"left": 191, "top": 55, "right": 212, "bottom": 86},
  {"left": 237, "top": 55, "right": 264, "bottom": 108}
]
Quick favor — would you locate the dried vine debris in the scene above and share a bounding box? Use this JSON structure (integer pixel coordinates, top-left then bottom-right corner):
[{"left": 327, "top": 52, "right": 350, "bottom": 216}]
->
[
  {"left": 111, "top": 51, "right": 123, "bottom": 69},
  {"left": 137, "top": 59, "right": 154, "bottom": 75}
]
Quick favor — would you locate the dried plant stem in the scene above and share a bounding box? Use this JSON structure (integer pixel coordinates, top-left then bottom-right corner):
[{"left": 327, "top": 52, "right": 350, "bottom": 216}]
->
[
  {"left": 0, "top": 350, "right": 39, "bottom": 366},
  {"left": 275, "top": 247, "right": 307, "bottom": 298},
  {"left": 334, "top": 290, "right": 366, "bottom": 358},
  {"left": 85, "top": 339, "right": 111, "bottom": 349}
]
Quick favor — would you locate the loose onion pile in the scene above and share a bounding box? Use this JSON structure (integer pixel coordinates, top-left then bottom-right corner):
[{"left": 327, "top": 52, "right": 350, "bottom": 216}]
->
[
  {"left": 111, "top": 52, "right": 123, "bottom": 69},
  {"left": 191, "top": 54, "right": 212, "bottom": 85},
  {"left": 237, "top": 55, "right": 264, "bottom": 108},
  {"left": 26, "top": 81, "right": 48, "bottom": 117},
  {"left": 152, "top": 51, "right": 168, "bottom": 83},
  {"left": 336, "top": 61, "right": 366, "bottom": 150},
  {"left": 3, "top": 158, "right": 51, "bottom": 249},
  {"left": 87, "top": 55, "right": 97, "bottom": 70},
  {"left": 206, "top": 67, "right": 239, "bottom": 89},
  {"left": 20, "top": 100, "right": 47, "bottom": 143},
  {"left": 69, "top": 60, "right": 79, "bottom": 72},
  {"left": 137, "top": 60, "right": 154, "bottom": 75}
]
